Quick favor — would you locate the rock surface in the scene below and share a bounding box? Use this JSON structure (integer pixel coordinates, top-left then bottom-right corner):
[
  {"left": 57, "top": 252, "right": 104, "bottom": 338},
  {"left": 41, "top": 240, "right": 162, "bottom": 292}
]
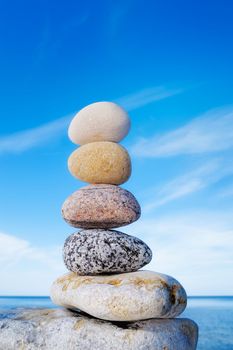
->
[
  {"left": 68, "top": 101, "right": 130, "bottom": 145},
  {"left": 50, "top": 270, "right": 187, "bottom": 321},
  {"left": 62, "top": 184, "right": 141, "bottom": 229},
  {"left": 68, "top": 141, "right": 131, "bottom": 185},
  {"left": 63, "top": 229, "right": 152, "bottom": 275},
  {"left": 0, "top": 308, "right": 198, "bottom": 350}
]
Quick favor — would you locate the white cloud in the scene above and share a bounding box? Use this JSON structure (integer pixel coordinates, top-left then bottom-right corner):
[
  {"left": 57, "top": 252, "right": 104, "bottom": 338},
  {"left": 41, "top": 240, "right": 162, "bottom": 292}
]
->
[
  {"left": 0, "top": 232, "right": 64, "bottom": 295},
  {"left": 0, "top": 232, "right": 32, "bottom": 266},
  {"left": 0, "top": 86, "right": 182, "bottom": 156},
  {"left": 116, "top": 86, "right": 182, "bottom": 111},
  {"left": 143, "top": 158, "right": 233, "bottom": 212},
  {"left": 1, "top": 209, "right": 233, "bottom": 296},
  {"left": 131, "top": 106, "right": 233, "bottom": 157},
  {"left": 123, "top": 211, "right": 233, "bottom": 295},
  {"left": 0, "top": 114, "right": 72, "bottom": 155}
]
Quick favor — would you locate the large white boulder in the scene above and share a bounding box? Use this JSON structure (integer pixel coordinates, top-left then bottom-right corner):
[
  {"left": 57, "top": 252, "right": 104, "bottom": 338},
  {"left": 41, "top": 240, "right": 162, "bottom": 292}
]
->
[{"left": 0, "top": 308, "right": 198, "bottom": 350}]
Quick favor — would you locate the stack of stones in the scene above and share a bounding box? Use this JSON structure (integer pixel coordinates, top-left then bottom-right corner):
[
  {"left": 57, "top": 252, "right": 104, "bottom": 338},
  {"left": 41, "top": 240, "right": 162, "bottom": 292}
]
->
[{"left": 50, "top": 102, "right": 198, "bottom": 350}]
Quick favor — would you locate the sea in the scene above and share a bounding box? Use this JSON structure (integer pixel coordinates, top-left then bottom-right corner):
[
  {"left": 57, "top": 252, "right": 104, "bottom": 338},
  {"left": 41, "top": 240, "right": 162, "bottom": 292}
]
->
[{"left": 0, "top": 296, "right": 232, "bottom": 349}]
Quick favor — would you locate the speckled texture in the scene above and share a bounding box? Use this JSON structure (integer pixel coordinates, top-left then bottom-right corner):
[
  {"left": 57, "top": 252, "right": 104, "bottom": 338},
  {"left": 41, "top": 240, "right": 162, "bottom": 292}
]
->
[
  {"left": 68, "top": 142, "right": 131, "bottom": 185},
  {"left": 0, "top": 308, "right": 198, "bottom": 350},
  {"left": 62, "top": 184, "right": 141, "bottom": 229},
  {"left": 63, "top": 229, "right": 152, "bottom": 275},
  {"left": 68, "top": 101, "right": 131, "bottom": 145},
  {"left": 50, "top": 270, "right": 187, "bottom": 322}
]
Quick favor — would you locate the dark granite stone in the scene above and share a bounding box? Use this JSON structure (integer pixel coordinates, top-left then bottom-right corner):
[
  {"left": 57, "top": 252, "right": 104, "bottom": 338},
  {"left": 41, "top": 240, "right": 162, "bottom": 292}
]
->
[{"left": 63, "top": 229, "right": 152, "bottom": 275}]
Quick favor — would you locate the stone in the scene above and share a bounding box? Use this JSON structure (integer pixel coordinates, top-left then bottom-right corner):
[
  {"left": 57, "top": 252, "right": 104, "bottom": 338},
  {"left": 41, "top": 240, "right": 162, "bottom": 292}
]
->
[
  {"left": 68, "top": 142, "right": 131, "bottom": 185},
  {"left": 62, "top": 184, "right": 141, "bottom": 229},
  {"left": 63, "top": 229, "right": 152, "bottom": 275},
  {"left": 0, "top": 308, "right": 198, "bottom": 350},
  {"left": 68, "top": 101, "right": 131, "bottom": 145},
  {"left": 50, "top": 270, "right": 187, "bottom": 322}
]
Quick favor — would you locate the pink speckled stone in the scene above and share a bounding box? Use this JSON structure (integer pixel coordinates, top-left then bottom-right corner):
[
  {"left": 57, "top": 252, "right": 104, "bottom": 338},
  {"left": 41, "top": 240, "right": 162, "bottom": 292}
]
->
[{"left": 62, "top": 184, "right": 141, "bottom": 229}]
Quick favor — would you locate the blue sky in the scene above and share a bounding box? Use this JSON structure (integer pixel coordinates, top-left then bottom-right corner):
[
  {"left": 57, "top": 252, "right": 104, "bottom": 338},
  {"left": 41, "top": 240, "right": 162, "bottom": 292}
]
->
[{"left": 0, "top": 0, "right": 233, "bottom": 295}]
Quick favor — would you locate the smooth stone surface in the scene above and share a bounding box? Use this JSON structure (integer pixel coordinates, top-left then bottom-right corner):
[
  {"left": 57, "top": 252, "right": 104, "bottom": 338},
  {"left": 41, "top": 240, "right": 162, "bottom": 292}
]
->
[
  {"left": 62, "top": 184, "right": 141, "bottom": 229},
  {"left": 63, "top": 229, "right": 152, "bottom": 275},
  {"left": 50, "top": 270, "right": 187, "bottom": 322},
  {"left": 68, "top": 101, "right": 131, "bottom": 145},
  {"left": 0, "top": 308, "right": 198, "bottom": 350},
  {"left": 68, "top": 142, "right": 131, "bottom": 185}
]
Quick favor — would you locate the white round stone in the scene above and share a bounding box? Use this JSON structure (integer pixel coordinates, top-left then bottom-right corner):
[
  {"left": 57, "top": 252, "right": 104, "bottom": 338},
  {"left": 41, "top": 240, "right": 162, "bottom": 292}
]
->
[
  {"left": 68, "top": 102, "right": 130, "bottom": 145},
  {"left": 50, "top": 270, "right": 187, "bottom": 322}
]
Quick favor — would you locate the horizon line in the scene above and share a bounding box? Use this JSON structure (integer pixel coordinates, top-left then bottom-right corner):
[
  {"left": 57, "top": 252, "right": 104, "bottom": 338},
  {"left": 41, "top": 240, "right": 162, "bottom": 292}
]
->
[{"left": 1, "top": 295, "right": 233, "bottom": 298}]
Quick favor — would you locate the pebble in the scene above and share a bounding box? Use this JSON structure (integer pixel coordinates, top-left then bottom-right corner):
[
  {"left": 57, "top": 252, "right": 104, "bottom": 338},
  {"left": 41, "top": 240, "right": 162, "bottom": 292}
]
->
[
  {"left": 68, "top": 101, "right": 130, "bottom": 145},
  {"left": 68, "top": 142, "right": 131, "bottom": 185},
  {"left": 62, "top": 184, "right": 140, "bottom": 229},
  {"left": 63, "top": 229, "right": 152, "bottom": 275},
  {"left": 50, "top": 270, "right": 187, "bottom": 322},
  {"left": 0, "top": 308, "right": 198, "bottom": 350}
]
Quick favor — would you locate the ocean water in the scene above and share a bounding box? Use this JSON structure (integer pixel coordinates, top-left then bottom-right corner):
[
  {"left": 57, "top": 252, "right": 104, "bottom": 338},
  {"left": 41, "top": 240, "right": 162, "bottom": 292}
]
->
[{"left": 0, "top": 296, "right": 232, "bottom": 349}]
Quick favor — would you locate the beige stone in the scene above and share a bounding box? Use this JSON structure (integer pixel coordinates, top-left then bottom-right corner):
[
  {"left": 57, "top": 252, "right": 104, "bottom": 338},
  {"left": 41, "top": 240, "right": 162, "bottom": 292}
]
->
[
  {"left": 50, "top": 270, "right": 187, "bottom": 322},
  {"left": 68, "top": 142, "right": 131, "bottom": 184},
  {"left": 68, "top": 101, "right": 131, "bottom": 145}
]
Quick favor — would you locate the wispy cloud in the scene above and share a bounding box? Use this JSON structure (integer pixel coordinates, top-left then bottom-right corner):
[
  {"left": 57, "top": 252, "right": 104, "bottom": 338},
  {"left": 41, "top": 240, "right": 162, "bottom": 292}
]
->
[
  {"left": 0, "top": 86, "right": 182, "bottom": 155},
  {"left": 0, "top": 232, "right": 62, "bottom": 270},
  {"left": 143, "top": 158, "right": 233, "bottom": 212},
  {"left": 0, "top": 114, "right": 73, "bottom": 155},
  {"left": 124, "top": 211, "right": 233, "bottom": 295},
  {"left": 2, "top": 211, "right": 233, "bottom": 295},
  {"left": 131, "top": 105, "right": 233, "bottom": 157},
  {"left": 0, "top": 231, "right": 64, "bottom": 295},
  {"left": 116, "top": 86, "right": 183, "bottom": 111}
]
